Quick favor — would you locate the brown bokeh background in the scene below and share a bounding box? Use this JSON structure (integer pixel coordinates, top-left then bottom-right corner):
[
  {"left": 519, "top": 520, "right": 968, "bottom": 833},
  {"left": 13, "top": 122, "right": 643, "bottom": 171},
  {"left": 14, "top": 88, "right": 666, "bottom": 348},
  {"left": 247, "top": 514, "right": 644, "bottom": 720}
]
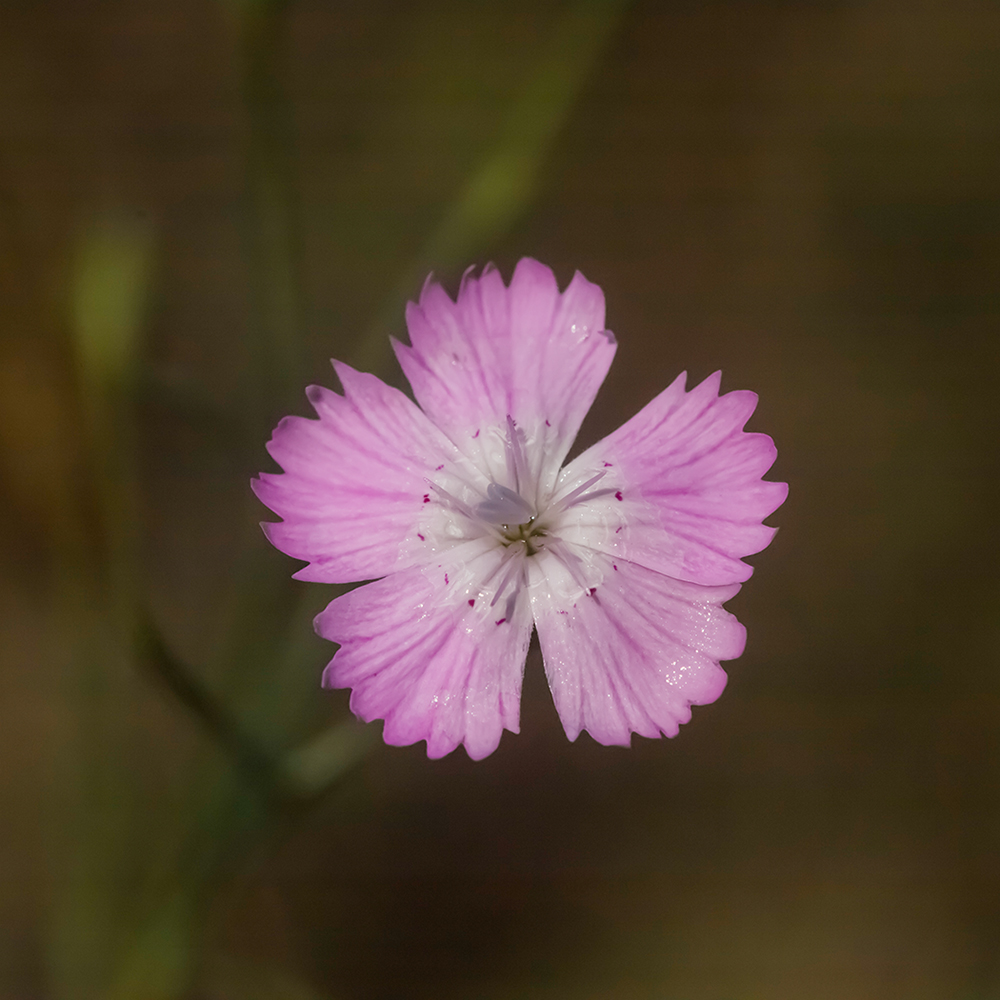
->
[{"left": 2, "top": 1, "right": 999, "bottom": 998}]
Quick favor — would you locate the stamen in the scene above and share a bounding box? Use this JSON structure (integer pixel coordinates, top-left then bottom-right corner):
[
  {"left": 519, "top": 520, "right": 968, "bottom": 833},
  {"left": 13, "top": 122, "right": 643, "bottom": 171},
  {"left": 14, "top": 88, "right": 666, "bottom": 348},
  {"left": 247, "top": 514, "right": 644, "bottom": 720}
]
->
[
  {"left": 557, "top": 471, "right": 605, "bottom": 506},
  {"left": 426, "top": 481, "right": 479, "bottom": 522},
  {"left": 479, "top": 542, "right": 519, "bottom": 590},
  {"left": 550, "top": 471, "right": 617, "bottom": 514},
  {"left": 489, "top": 545, "right": 525, "bottom": 607},
  {"left": 504, "top": 415, "right": 529, "bottom": 496},
  {"left": 545, "top": 538, "right": 594, "bottom": 593},
  {"left": 502, "top": 561, "right": 527, "bottom": 622}
]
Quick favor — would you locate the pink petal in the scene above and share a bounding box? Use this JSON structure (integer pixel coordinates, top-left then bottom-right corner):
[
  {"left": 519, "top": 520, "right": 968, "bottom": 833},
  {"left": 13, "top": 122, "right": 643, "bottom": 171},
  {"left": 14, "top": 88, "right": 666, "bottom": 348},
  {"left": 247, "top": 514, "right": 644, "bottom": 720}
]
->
[
  {"left": 393, "top": 258, "right": 616, "bottom": 470},
  {"left": 253, "top": 362, "right": 461, "bottom": 584},
  {"left": 317, "top": 544, "right": 533, "bottom": 760},
  {"left": 530, "top": 555, "right": 743, "bottom": 746},
  {"left": 568, "top": 371, "right": 787, "bottom": 586}
]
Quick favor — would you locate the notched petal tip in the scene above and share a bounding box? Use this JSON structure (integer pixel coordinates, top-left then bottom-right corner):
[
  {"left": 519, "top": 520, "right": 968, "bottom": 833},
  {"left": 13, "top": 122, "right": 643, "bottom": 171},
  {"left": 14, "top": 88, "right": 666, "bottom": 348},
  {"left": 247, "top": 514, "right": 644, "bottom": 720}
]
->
[
  {"left": 577, "top": 725, "right": 637, "bottom": 749},
  {"left": 329, "top": 358, "right": 361, "bottom": 387},
  {"left": 512, "top": 255, "right": 556, "bottom": 283},
  {"left": 560, "top": 266, "right": 607, "bottom": 322},
  {"left": 462, "top": 740, "right": 500, "bottom": 763},
  {"left": 413, "top": 257, "right": 587, "bottom": 316},
  {"left": 305, "top": 383, "right": 333, "bottom": 409},
  {"left": 420, "top": 269, "right": 437, "bottom": 299},
  {"left": 457, "top": 262, "right": 480, "bottom": 298},
  {"left": 689, "top": 676, "right": 728, "bottom": 708},
  {"left": 759, "top": 478, "right": 789, "bottom": 520},
  {"left": 699, "top": 370, "right": 724, "bottom": 396}
]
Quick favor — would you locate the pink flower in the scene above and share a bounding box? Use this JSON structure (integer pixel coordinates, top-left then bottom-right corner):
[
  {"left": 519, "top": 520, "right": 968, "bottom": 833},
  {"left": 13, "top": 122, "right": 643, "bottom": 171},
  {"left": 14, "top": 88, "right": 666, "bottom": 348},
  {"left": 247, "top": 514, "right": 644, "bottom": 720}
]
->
[{"left": 254, "top": 259, "right": 786, "bottom": 760}]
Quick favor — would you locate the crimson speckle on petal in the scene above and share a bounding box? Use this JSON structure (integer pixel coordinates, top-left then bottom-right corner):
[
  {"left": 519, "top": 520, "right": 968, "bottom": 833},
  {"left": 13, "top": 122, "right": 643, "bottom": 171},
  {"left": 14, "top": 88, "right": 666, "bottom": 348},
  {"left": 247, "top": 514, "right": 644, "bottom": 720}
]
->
[{"left": 253, "top": 258, "right": 786, "bottom": 760}]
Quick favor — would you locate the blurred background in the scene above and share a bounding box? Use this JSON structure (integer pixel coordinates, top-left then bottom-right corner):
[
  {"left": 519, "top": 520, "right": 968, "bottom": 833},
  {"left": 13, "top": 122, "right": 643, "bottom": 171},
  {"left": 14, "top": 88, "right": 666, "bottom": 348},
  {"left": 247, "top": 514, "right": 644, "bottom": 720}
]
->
[{"left": 1, "top": 0, "right": 999, "bottom": 997}]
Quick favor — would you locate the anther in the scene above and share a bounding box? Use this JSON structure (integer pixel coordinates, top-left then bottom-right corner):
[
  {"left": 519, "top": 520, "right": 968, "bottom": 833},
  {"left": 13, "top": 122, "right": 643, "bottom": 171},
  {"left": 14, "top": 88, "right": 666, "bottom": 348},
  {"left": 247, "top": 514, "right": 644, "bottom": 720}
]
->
[{"left": 476, "top": 482, "right": 535, "bottom": 526}]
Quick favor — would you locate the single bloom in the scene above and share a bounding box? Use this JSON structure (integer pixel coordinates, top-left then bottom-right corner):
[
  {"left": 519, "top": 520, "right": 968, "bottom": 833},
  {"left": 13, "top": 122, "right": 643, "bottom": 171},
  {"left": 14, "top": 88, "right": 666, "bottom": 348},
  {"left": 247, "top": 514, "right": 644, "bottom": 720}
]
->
[{"left": 254, "top": 259, "right": 786, "bottom": 760}]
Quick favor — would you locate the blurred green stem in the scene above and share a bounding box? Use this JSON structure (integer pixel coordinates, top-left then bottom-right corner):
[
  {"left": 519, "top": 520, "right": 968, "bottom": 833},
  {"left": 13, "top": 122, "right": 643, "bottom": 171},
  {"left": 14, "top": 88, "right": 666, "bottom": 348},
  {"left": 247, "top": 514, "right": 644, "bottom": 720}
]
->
[
  {"left": 232, "top": 0, "right": 305, "bottom": 420},
  {"left": 350, "top": 0, "right": 632, "bottom": 374},
  {"left": 136, "top": 613, "right": 279, "bottom": 791},
  {"left": 137, "top": 609, "right": 376, "bottom": 805},
  {"left": 49, "top": 212, "right": 155, "bottom": 1000}
]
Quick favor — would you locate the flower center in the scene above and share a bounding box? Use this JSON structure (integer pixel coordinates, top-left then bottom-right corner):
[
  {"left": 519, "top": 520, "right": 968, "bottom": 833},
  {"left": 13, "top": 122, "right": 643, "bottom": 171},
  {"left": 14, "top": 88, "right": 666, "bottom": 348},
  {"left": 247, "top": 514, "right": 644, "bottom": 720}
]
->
[
  {"left": 472, "top": 481, "right": 548, "bottom": 554},
  {"left": 422, "top": 416, "right": 622, "bottom": 621},
  {"left": 427, "top": 417, "right": 618, "bottom": 554},
  {"left": 499, "top": 516, "right": 547, "bottom": 555}
]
